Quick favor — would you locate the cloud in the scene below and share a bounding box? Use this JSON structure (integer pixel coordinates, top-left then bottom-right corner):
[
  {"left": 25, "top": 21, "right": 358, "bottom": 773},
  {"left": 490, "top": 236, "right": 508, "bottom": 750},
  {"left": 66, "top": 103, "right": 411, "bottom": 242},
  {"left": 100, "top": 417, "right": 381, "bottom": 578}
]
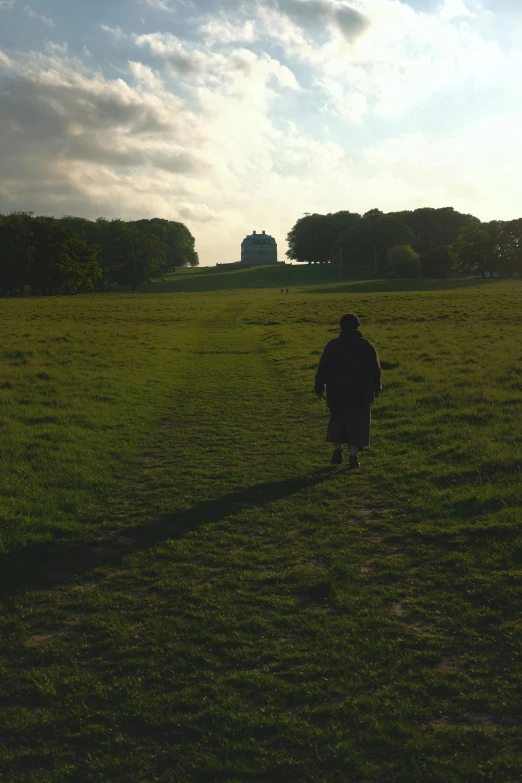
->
[
  {"left": 176, "top": 203, "right": 220, "bottom": 222},
  {"left": 256, "top": 5, "right": 318, "bottom": 61},
  {"left": 0, "top": 43, "right": 302, "bottom": 256},
  {"left": 0, "top": 50, "right": 213, "bottom": 216},
  {"left": 128, "top": 60, "right": 165, "bottom": 89},
  {"left": 0, "top": 0, "right": 14, "bottom": 8},
  {"left": 363, "top": 112, "right": 522, "bottom": 220},
  {"left": 278, "top": 0, "right": 369, "bottom": 39},
  {"left": 279, "top": 0, "right": 331, "bottom": 26},
  {"left": 198, "top": 17, "right": 257, "bottom": 44},
  {"left": 334, "top": 5, "right": 369, "bottom": 38},
  {"left": 134, "top": 32, "right": 301, "bottom": 89},
  {"left": 135, "top": 33, "right": 207, "bottom": 76},
  {"left": 101, "top": 24, "right": 127, "bottom": 40},
  {"left": 139, "top": 0, "right": 182, "bottom": 12},
  {"left": 438, "top": 0, "right": 474, "bottom": 22},
  {"left": 24, "top": 5, "right": 55, "bottom": 26},
  {"left": 268, "top": 0, "right": 505, "bottom": 121}
]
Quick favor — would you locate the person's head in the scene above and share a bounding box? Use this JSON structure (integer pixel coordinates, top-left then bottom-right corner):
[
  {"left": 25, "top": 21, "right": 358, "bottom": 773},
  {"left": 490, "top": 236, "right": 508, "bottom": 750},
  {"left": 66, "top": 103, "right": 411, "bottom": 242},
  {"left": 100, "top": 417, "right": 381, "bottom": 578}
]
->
[{"left": 340, "top": 313, "right": 360, "bottom": 331}]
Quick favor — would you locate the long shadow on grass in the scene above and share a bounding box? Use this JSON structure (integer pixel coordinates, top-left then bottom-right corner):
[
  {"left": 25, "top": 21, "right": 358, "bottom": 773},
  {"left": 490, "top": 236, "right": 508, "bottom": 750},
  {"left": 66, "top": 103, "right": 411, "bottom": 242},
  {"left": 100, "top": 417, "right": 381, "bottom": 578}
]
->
[{"left": 0, "top": 469, "right": 333, "bottom": 601}]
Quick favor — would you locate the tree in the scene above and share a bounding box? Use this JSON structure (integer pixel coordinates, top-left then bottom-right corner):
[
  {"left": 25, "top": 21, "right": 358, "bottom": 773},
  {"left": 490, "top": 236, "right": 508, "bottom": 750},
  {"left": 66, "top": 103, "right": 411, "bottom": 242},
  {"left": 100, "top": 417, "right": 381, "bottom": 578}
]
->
[
  {"left": 450, "top": 224, "right": 491, "bottom": 277},
  {"left": 362, "top": 216, "right": 415, "bottom": 272},
  {"left": 363, "top": 208, "right": 384, "bottom": 222},
  {"left": 130, "top": 219, "right": 199, "bottom": 269},
  {"left": 386, "top": 245, "right": 421, "bottom": 278},
  {"left": 59, "top": 215, "right": 93, "bottom": 242},
  {"left": 286, "top": 213, "right": 337, "bottom": 263},
  {"left": 397, "top": 207, "right": 479, "bottom": 256},
  {"left": 327, "top": 211, "right": 362, "bottom": 238},
  {"left": 337, "top": 215, "right": 415, "bottom": 270},
  {"left": 0, "top": 212, "right": 34, "bottom": 295},
  {"left": 325, "top": 211, "right": 363, "bottom": 268},
  {"left": 420, "top": 246, "right": 453, "bottom": 279},
  {"left": 59, "top": 216, "right": 199, "bottom": 272},
  {"left": 287, "top": 210, "right": 415, "bottom": 270},
  {"left": 487, "top": 220, "right": 522, "bottom": 277},
  {"left": 102, "top": 224, "right": 168, "bottom": 290},
  {"left": 504, "top": 219, "right": 522, "bottom": 276},
  {"left": 0, "top": 212, "right": 199, "bottom": 295},
  {"left": 29, "top": 217, "right": 101, "bottom": 294}
]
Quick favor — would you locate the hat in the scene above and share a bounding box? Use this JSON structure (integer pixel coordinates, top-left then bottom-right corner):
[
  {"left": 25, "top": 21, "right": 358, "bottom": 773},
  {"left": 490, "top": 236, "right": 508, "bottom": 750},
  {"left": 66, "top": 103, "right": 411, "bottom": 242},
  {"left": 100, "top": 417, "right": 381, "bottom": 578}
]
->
[{"left": 340, "top": 313, "right": 360, "bottom": 331}]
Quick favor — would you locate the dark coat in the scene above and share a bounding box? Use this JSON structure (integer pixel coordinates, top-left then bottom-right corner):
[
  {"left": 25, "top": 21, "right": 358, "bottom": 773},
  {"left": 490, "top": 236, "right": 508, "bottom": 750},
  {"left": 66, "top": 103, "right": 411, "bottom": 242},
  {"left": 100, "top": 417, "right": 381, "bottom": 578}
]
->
[{"left": 314, "top": 330, "right": 382, "bottom": 409}]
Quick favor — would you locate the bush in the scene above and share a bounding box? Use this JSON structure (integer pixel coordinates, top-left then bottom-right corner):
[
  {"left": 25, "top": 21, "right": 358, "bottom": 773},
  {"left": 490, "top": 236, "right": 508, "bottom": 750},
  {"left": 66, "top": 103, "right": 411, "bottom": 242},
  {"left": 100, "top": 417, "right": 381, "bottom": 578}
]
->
[{"left": 386, "top": 245, "right": 421, "bottom": 279}]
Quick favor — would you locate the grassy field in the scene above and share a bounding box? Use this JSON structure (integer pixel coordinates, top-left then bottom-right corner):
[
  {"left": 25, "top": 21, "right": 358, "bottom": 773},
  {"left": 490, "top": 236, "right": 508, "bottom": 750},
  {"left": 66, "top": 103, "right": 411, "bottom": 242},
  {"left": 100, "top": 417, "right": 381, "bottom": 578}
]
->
[{"left": 1, "top": 267, "right": 522, "bottom": 782}]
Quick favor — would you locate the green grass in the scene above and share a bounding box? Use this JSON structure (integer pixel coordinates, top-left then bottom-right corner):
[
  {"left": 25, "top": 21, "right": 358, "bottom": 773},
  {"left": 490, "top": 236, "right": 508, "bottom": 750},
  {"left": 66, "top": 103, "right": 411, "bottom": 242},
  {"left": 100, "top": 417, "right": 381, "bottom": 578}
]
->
[
  {"left": 1, "top": 271, "right": 522, "bottom": 782},
  {"left": 138, "top": 262, "right": 373, "bottom": 293}
]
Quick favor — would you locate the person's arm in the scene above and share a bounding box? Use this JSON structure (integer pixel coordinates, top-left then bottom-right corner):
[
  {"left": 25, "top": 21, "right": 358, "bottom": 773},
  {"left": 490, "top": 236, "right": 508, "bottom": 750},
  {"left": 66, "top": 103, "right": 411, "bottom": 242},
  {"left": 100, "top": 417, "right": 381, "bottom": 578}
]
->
[
  {"left": 361, "top": 340, "right": 382, "bottom": 395},
  {"left": 314, "top": 344, "right": 330, "bottom": 398},
  {"left": 369, "top": 343, "right": 382, "bottom": 394}
]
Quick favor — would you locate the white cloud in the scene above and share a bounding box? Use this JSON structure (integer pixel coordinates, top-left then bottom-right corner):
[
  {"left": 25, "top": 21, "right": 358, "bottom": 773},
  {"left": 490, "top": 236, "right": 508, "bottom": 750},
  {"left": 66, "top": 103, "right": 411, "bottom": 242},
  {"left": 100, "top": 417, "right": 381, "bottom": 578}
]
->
[
  {"left": 314, "top": 75, "right": 368, "bottom": 123},
  {"left": 139, "top": 0, "right": 181, "bottom": 12},
  {"left": 128, "top": 60, "right": 165, "bottom": 90},
  {"left": 0, "top": 0, "right": 14, "bottom": 8},
  {"left": 261, "top": 0, "right": 506, "bottom": 120},
  {"left": 101, "top": 24, "right": 127, "bottom": 40},
  {"left": 438, "top": 0, "right": 474, "bottom": 22},
  {"left": 277, "top": 0, "right": 370, "bottom": 40},
  {"left": 0, "top": 50, "right": 14, "bottom": 67},
  {"left": 0, "top": 50, "right": 212, "bottom": 207},
  {"left": 24, "top": 5, "right": 54, "bottom": 26},
  {"left": 256, "top": 5, "right": 320, "bottom": 61},
  {"left": 363, "top": 113, "right": 522, "bottom": 220},
  {"left": 134, "top": 32, "right": 301, "bottom": 90},
  {"left": 198, "top": 17, "right": 257, "bottom": 44}
]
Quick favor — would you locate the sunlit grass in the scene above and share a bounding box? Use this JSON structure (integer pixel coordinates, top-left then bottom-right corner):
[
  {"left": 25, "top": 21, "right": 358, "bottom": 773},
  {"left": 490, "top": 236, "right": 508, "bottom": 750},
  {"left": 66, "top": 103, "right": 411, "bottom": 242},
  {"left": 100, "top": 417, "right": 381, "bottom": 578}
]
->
[
  {"left": 1, "top": 275, "right": 521, "bottom": 781},
  {"left": 0, "top": 294, "right": 199, "bottom": 553}
]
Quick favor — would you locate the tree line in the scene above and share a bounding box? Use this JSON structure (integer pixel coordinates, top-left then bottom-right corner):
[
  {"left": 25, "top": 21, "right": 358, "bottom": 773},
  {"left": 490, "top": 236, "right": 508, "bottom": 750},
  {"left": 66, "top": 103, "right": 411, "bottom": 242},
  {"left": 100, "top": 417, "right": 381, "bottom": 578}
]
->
[
  {"left": 0, "top": 213, "right": 199, "bottom": 296},
  {"left": 285, "top": 207, "right": 522, "bottom": 279}
]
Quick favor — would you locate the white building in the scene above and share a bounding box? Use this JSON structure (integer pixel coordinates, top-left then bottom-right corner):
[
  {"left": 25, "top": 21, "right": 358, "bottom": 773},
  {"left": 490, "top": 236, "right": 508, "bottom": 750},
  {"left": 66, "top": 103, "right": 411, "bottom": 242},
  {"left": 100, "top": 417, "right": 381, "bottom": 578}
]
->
[{"left": 240, "top": 230, "right": 278, "bottom": 264}]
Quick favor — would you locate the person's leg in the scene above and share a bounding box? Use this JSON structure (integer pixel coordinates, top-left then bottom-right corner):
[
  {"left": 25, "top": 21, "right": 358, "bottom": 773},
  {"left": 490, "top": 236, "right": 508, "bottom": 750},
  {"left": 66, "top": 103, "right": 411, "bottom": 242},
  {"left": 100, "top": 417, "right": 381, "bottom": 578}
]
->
[
  {"left": 330, "top": 440, "right": 344, "bottom": 465},
  {"left": 349, "top": 444, "right": 361, "bottom": 469}
]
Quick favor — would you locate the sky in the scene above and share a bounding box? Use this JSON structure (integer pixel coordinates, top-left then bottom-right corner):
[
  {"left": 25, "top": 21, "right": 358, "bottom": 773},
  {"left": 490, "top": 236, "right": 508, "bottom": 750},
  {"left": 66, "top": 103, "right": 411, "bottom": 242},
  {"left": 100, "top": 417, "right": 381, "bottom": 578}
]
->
[{"left": 1, "top": 0, "right": 522, "bottom": 265}]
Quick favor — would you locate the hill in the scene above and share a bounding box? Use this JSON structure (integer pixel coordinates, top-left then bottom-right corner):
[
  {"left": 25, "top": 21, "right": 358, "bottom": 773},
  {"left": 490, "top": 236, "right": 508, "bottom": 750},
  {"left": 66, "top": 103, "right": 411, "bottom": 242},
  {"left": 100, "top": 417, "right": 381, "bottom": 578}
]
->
[{"left": 138, "top": 262, "right": 374, "bottom": 293}]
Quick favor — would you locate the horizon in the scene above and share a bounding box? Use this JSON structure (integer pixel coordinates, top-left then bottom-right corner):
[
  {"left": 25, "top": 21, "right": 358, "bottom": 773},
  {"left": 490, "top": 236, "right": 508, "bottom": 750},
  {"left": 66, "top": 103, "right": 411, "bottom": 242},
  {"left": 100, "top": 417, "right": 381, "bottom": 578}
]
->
[{"left": 1, "top": 0, "right": 521, "bottom": 266}]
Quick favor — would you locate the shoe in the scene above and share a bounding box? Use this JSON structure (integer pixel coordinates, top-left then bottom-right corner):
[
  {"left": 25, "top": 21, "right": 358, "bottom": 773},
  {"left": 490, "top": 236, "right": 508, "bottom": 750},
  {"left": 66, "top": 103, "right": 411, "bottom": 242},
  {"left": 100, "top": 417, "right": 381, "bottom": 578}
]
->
[
  {"left": 330, "top": 449, "right": 343, "bottom": 465},
  {"left": 348, "top": 455, "right": 360, "bottom": 469}
]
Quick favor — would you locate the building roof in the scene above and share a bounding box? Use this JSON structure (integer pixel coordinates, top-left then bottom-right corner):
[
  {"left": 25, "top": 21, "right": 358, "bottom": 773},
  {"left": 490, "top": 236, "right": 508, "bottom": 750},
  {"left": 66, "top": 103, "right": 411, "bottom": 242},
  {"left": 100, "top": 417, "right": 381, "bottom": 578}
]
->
[{"left": 242, "top": 230, "right": 277, "bottom": 246}]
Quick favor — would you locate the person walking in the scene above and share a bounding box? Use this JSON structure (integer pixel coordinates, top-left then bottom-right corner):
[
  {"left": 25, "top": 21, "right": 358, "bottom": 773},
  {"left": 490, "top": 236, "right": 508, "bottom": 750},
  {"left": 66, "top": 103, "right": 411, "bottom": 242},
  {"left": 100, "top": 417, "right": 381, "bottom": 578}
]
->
[{"left": 314, "top": 314, "right": 382, "bottom": 468}]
